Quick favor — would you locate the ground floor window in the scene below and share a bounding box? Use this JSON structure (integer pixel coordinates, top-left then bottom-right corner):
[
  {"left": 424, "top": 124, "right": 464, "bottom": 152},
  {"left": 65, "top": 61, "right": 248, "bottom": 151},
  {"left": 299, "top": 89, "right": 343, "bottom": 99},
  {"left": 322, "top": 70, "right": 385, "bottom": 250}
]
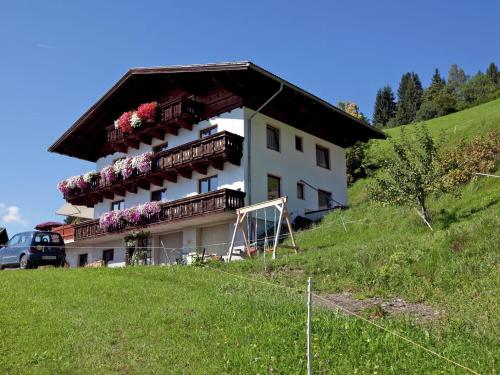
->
[
  {"left": 102, "top": 249, "right": 114, "bottom": 265},
  {"left": 318, "top": 189, "right": 332, "bottom": 209},
  {"left": 297, "top": 182, "right": 305, "bottom": 200},
  {"left": 267, "top": 174, "right": 281, "bottom": 200},
  {"left": 78, "top": 253, "right": 88, "bottom": 267}
]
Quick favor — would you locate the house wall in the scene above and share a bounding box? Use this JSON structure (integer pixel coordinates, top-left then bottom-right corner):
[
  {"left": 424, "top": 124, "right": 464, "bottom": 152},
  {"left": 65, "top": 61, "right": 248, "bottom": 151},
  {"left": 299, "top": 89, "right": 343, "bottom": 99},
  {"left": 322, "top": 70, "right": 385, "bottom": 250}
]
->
[
  {"left": 93, "top": 108, "right": 246, "bottom": 219},
  {"left": 65, "top": 238, "right": 125, "bottom": 268},
  {"left": 244, "top": 107, "right": 348, "bottom": 220}
]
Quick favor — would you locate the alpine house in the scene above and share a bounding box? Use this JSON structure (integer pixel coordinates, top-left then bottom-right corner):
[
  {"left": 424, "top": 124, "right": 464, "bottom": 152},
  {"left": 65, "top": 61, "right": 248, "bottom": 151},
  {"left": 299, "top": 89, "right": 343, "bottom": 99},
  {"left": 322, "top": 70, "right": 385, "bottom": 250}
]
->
[{"left": 49, "top": 62, "right": 385, "bottom": 267}]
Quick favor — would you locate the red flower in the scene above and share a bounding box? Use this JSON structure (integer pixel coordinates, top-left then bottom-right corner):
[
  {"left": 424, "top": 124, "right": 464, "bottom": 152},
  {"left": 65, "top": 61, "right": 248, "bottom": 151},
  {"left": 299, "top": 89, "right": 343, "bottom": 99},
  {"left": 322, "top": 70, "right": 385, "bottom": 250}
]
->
[
  {"left": 118, "top": 111, "right": 133, "bottom": 133},
  {"left": 136, "top": 102, "right": 158, "bottom": 123}
]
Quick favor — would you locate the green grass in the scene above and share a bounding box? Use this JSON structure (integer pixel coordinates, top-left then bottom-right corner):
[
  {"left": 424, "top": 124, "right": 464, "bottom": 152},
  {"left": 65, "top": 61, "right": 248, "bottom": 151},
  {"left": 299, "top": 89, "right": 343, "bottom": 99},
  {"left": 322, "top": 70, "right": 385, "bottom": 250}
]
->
[
  {"left": 366, "top": 98, "right": 500, "bottom": 166},
  {"left": 0, "top": 101, "right": 499, "bottom": 374}
]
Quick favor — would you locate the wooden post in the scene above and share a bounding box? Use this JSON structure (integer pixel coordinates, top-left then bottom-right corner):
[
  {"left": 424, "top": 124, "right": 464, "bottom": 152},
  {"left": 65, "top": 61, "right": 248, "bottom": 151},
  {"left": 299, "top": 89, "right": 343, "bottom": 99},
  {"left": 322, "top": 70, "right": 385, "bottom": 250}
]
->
[
  {"left": 272, "top": 204, "right": 284, "bottom": 260},
  {"left": 307, "top": 277, "right": 312, "bottom": 375},
  {"left": 283, "top": 208, "right": 298, "bottom": 253},
  {"left": 227, "top": 213, "right": 241, "bottom": 261},
  {"left": 160, "top": 240, "right": 171, "bottom": 265}
]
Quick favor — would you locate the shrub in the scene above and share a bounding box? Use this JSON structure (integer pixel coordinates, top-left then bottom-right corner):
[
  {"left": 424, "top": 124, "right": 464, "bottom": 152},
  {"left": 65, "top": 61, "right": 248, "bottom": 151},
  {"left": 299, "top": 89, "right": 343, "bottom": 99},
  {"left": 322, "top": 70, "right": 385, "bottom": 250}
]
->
[{"left": 439, "top": 130, "right": 500, "bottom": 189}]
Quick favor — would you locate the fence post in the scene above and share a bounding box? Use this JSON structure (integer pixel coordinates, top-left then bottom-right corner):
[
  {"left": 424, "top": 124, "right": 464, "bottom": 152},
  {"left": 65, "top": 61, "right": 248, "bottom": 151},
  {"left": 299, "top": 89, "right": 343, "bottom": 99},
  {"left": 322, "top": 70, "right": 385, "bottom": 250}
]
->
[{"left": 307, "top": 277, "right": 312, "bottom": 375}]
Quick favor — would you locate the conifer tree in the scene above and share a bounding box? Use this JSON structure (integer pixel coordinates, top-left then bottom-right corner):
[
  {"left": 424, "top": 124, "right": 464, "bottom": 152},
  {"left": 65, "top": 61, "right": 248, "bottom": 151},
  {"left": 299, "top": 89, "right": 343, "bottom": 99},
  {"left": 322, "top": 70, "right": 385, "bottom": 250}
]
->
[
  {"left": 486, "top": 62, "right": 499, "bottom": 85},
  {"left": 373, "top": 86, "right": 396, "bottom": 127},
  {"left": 394, "top": 72, "right": 423, "bottom": 125}
]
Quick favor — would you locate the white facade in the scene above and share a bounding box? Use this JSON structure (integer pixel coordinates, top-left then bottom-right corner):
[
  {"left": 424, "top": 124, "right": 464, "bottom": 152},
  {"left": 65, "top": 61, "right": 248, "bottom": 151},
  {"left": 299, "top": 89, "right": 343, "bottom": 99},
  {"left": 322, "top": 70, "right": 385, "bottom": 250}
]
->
[{"left": 66, "top": 106, "right": 348, "bottom": 267}]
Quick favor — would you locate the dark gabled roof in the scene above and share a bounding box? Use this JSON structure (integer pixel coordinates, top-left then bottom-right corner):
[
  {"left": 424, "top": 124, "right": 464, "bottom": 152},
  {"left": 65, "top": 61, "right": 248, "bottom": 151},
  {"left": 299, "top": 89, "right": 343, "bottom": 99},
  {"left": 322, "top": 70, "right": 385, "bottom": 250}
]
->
[{"left": 49, "top": 62, "right": 385, "bottom": 161}]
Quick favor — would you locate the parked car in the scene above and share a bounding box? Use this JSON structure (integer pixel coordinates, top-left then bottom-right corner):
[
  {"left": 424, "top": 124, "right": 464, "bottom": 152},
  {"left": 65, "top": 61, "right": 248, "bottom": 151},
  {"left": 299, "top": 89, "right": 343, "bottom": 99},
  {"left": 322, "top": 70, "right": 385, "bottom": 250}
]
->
[{"left": 0, "top": 231, "right": 66, "bottom": 270}]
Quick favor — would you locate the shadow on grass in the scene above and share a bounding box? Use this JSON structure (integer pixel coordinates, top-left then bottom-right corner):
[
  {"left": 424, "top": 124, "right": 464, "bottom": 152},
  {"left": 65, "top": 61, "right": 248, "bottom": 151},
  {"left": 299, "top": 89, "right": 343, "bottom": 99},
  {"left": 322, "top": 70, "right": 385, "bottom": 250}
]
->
[{"left": 434, "top": 197, "right": 499, "bottom": 229}]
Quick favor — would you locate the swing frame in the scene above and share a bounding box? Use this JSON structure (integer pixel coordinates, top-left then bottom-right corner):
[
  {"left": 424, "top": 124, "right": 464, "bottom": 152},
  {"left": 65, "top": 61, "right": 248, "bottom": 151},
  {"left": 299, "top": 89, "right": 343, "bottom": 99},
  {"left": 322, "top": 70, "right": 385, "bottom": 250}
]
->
[{"left": 227, "top": 196, "right": 298, "bottom": 261}]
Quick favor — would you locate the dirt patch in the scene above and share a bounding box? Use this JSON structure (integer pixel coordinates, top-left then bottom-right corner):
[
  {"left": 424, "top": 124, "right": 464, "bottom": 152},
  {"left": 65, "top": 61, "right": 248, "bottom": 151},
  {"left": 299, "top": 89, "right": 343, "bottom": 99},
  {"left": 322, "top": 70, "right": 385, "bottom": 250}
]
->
[{"left": 315, "top": 293, "right": 443, "bottom": 322}]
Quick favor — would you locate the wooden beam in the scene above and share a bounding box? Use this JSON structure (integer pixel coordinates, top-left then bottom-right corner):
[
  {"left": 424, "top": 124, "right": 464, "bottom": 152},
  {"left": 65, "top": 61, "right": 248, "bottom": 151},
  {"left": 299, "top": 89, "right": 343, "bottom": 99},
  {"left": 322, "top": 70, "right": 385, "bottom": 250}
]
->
[
  {"left": 103, "top": 191, "right": 114, "bottom": 200},
  {"left": 111, "top": 187, "right": 126, "bottom": 197},
  {"left": 125, "top": 184, "right": 138, "bottom": 194},
  {"left": 137, "top": 133, "right": 152, "bottom": 145},
  {"left": 149, "top": 176, "right": 164, "bottom": 187},
  {"left": 165, "top": 172, "right": 177, "bottom": 183},
  {"left": 236, "top": 197, "right": 288, "bottom": 214},
  {"left": 192, "top": 162, "right": 208, "bottom": 175},
  {"left": 211, "top": 160, "right": 224, "bottom": 171},
  {"left": 137, "top": 180, "right": 150, "bottom": 190},
  {"left": 111, "top": 143, "right": 128, "bottom": 153},
  {"left": 165, "top": 125, "right": 178, "bottom": 135},
  {"left": 124, "top": 138, "right": 140, "bottom": 149},
  {"left": 177, "top": 169, "right": 192, "bottom": 179}
]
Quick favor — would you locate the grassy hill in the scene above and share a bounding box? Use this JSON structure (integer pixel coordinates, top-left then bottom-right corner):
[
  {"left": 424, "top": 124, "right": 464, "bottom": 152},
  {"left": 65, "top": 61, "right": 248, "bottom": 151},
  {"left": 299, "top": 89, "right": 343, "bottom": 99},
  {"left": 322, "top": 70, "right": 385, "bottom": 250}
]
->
[{"left": 1, "top": 101, "right": 499, "bottom": 374}]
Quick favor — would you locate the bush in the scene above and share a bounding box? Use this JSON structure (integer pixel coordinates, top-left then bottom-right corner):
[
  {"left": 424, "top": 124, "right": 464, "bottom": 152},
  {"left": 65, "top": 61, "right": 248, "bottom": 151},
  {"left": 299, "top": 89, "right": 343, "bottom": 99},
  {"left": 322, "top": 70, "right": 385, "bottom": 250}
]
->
[{"left": 439, "top": 130, "right": 500, "bottom": 189}]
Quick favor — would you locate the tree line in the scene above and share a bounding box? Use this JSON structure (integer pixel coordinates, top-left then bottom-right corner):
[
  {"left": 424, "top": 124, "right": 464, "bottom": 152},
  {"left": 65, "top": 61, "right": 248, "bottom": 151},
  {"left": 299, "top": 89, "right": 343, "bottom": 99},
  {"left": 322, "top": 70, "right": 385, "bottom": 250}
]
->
[{"left": 373, "top": 62, "right": 500, "bottom": 127}]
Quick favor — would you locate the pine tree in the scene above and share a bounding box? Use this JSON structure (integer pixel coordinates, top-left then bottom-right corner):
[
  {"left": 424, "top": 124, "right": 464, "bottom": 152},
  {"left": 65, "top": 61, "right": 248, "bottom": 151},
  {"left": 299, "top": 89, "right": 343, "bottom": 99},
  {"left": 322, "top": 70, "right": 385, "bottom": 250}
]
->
[
  {"left": 395, "top": 72, "right": 423, "bottom": 125},
  {"left": 486, "top": 62, "right": 499, "bottom": 85},
  {"left": 447, "top": 64, "right": 468, "bottom": 86},
  {"left": 423, "top": 68, "right": 446, "bottom": 102},
  {"left": 373, "top": 85, "right": 396, "bottom": 127}
]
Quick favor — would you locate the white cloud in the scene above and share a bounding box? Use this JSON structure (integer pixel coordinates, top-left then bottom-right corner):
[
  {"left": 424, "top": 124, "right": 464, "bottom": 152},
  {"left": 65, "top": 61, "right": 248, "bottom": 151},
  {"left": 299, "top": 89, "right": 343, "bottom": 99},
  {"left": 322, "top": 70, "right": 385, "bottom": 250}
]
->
[{"left": 0, "top": 203, "right": 27, "bottom": 226}]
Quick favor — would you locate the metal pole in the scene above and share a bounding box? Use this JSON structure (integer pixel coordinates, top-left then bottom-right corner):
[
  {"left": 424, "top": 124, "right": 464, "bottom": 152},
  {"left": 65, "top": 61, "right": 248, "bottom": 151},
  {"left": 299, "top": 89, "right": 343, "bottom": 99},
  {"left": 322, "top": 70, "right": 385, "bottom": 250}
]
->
[{"left": 307, "top": 277, "right": 312, "bottom": 375}]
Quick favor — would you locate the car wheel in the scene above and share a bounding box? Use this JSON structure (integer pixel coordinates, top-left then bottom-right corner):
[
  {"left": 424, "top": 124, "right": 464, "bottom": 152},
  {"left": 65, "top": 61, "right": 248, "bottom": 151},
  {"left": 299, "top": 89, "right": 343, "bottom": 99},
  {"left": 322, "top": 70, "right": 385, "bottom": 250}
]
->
[
  {"left": 0, "top": 264, "right": 3, "bottom": 271},
  {"left": 19, "top": 255, "right": 29, "bottom": 270}
]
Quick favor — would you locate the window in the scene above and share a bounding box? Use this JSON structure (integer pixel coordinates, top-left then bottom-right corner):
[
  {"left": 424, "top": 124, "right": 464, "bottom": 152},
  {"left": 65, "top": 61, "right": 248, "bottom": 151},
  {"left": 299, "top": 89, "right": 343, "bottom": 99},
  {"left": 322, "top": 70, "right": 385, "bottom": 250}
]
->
[
  {"left": 102, "top": 249, "right": 114, "bottom": 265},
  {"left": 200, "top": 125, "right": 218, "bottom": 139},
  {"left": 318, "top": 190, "right": 332, "bottom": 210},
  {"left": 153, "top": 142, "right": 169, "bottom": 153},
  {"left": 266, "top": 125, "right": 280, "bottom": 152},
  {"left": 267, "top": 174, "right": 281, "bottom": 200},
  {"left": 199, "top": 175, "right": 218, "bottom": 193},
  {"left": 151, "top": 189, "right": 167, "bottom": 202},
  {"left": 316, "top": 145, "right": 330, "bottom": 169},
  {"left": 7, "top": 234, "right": 21, "bottom": 247},
  {"left": 295, "top": 136, "right": 303, "bottom": 152},
  {"left": 297, "top": 182, "right": 305, "bottom": 200},
  {"left": 33, "top": 233, "right": 62, "bottom": 245},
  {"left": 78, "top": 254, "right": 88, "bottom": 267},
  {"left": 111, "top": 200, "right": 125, "bottom": 211}
]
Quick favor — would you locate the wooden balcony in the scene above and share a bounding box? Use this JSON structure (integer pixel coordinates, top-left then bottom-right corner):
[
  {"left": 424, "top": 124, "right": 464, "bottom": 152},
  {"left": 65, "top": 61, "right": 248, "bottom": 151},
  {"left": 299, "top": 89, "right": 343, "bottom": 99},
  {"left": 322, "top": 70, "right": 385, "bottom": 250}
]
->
[
  {"left": 106, "top": 97, "right": 201, "bottom": 153},
  {"left": 73, "top": 189, "right": 246, "bottom": 241},
  {"left": 52, "top": 224, "right": 75, "bottom": 242},
  {"left": 65, "top": 131, "right": 243, "bottom": 207}
]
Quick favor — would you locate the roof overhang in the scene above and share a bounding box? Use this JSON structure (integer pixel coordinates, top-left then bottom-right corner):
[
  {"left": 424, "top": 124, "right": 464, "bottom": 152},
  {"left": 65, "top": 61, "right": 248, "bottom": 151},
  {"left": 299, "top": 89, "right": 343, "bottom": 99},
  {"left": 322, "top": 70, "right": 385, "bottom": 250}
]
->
[{"left": 49, "top": 62, "right": 386, "bottom": 161}]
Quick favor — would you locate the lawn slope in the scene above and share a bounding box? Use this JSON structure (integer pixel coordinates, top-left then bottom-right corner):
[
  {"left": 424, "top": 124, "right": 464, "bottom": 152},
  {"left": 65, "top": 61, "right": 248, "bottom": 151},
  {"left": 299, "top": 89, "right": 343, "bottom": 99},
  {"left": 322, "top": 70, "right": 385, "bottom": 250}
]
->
[{"left": 0, "top": 101, "right": 498, "bottom": 374}]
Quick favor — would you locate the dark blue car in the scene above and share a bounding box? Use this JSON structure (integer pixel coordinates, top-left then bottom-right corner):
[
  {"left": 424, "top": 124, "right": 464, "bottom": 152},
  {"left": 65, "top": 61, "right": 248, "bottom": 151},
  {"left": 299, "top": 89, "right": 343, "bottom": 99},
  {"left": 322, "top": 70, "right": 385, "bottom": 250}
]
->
[{"left": 0, "top": 231, "right": 66, "bottom": 270}]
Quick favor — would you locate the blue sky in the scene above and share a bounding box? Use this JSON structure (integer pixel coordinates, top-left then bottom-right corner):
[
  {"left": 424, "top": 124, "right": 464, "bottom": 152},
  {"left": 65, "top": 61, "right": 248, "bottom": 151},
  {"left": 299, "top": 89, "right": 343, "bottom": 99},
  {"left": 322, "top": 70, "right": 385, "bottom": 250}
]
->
[{"left": 0, "top": 0, "right": 499, "bottom": 236}]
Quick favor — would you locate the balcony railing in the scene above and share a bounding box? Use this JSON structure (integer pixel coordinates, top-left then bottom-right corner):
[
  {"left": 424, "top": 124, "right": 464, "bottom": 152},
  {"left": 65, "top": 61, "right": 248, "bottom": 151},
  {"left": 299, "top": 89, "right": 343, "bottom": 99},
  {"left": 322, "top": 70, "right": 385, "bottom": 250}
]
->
[
  {"left": 65, "top": 131, "right": 243, "bottom": 207},
  {"left": 106, "top": 97, "right": 202, "bottom": 152},
  {"left": 73, "top": 189, "right": 246, "bottom": 241},
  {"left": 52, "top": 224, "right": 75, "bottom": 242}
]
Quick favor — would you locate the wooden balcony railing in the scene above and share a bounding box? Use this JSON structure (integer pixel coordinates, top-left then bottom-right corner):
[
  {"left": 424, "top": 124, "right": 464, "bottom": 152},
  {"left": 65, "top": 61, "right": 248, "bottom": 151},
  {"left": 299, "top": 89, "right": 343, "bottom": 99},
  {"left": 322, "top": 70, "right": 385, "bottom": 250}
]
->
[
  {"left": 65, "top": 131, "right": 243, "bottom": 207},
  {"left": 106, "top": 97, "right": 201, "bottom": 152},
  {"left": 52, "top": 224, "right": 75, "bottom": 242},
  {"left": 73, "top": 189, "right": 246, "bottom": 241}
]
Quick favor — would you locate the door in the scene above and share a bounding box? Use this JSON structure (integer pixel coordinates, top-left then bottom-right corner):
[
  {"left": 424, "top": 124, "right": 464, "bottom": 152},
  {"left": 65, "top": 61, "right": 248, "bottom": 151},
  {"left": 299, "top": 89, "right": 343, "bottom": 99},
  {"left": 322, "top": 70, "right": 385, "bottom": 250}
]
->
[{"left": 1, "top": 234, "right": 20, "bottom": 265}]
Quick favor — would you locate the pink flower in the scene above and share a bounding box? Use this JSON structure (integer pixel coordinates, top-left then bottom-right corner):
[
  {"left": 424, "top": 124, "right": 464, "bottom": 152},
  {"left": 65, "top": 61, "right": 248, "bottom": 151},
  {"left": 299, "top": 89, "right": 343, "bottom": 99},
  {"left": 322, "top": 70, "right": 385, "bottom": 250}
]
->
[
  {"left": 100, "top": 165, "right": 118, "bottom": 185},
  {"left": 120, "top": 157, "right": 134, "bottom": 179}
]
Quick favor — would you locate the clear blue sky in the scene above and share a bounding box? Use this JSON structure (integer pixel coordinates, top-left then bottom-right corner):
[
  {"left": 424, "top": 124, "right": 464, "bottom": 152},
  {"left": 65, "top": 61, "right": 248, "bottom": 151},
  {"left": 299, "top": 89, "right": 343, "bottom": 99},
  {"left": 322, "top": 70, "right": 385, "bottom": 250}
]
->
[{"left": 0, "top": 0, "right": 499, "bottom": 236}]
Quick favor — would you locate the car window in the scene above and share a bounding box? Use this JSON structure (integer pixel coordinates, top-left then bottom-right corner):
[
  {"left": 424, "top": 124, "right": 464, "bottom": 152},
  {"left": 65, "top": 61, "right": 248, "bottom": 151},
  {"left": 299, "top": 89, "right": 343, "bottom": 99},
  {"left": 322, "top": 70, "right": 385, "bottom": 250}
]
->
[
  {"left": 7, "top": 234, "right": 21, "bottom": 247},
  {"left": 33, "top": 233, "right": 62, "bottom": 245}
]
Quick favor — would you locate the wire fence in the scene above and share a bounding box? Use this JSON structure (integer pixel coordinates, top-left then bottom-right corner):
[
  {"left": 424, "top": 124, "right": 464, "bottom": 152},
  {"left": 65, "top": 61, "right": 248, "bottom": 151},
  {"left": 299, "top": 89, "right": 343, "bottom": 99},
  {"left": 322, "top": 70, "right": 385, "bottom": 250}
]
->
[{"left": 1, "top": 208, "right": 488, "bottom": 373}]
